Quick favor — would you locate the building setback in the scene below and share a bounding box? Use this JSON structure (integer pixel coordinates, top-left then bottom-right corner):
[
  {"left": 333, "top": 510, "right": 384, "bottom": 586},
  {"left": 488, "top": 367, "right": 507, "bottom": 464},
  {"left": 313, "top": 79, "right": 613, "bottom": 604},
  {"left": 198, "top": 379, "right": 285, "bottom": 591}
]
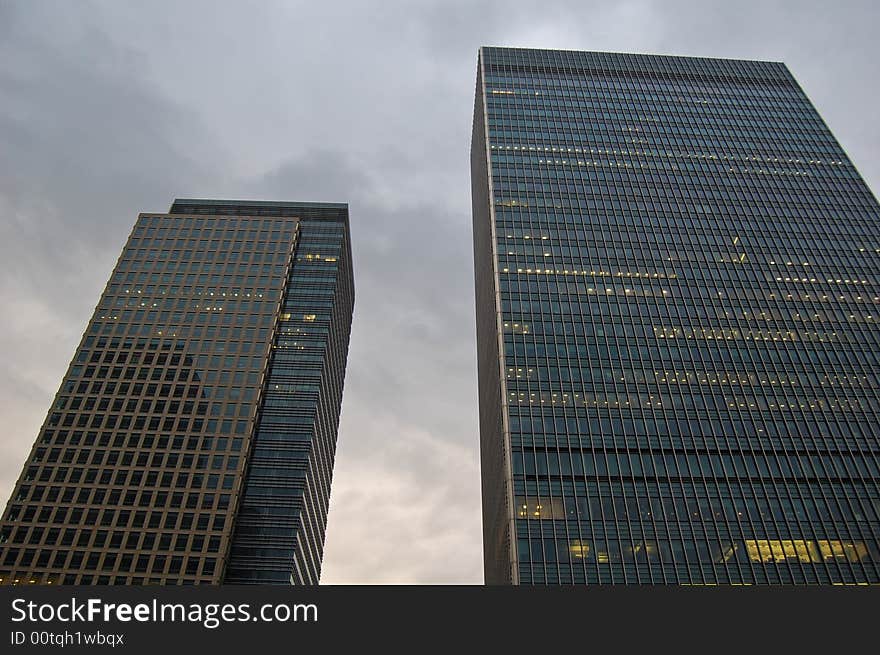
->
[
  {"left": 472, "top": 47, "right": 880, "bottom": 584},
  {"left": 0, "top": 199, "right": 354, "bottom": 585}
]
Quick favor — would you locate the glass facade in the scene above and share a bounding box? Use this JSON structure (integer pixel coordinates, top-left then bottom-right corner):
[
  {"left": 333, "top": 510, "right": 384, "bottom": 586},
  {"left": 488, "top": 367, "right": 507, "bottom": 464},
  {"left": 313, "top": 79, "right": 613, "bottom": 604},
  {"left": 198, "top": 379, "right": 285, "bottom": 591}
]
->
[
  {"left": 472, "top": 47, "right": 880, "bottom": 584},
  {"left": 0, "top": 199, "right": 353, "bottom": 585},
  {"left": 215, "top": 203, "right": 354, "bottom": 585}
]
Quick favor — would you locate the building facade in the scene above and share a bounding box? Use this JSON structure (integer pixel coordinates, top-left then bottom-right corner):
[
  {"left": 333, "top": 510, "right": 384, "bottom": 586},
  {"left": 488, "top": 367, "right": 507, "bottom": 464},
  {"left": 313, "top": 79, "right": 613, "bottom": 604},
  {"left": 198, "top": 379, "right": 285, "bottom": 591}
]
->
[
  {"left": 472, "top": 47, "right": 880, "bottom": 584},
  {"left": 0, "top": 199, "right": 353, "bottom": 585}
]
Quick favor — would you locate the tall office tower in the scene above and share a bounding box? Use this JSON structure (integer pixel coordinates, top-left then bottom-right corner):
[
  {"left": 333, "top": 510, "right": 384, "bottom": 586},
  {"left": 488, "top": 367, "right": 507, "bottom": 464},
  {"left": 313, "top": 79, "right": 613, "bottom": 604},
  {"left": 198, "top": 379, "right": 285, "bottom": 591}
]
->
[
  {"left": 472, "top": 47, "right": 880, "bottom": 585},
  {"left": 0, "top": 199, "right": 354, "bottom": 585}
]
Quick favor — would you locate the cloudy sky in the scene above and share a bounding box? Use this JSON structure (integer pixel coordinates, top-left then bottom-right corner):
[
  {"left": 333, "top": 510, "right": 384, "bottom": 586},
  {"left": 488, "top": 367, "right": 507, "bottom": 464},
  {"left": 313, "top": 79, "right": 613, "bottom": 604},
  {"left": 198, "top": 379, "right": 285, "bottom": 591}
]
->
[{"left": 1, "top": 0, "right": 878, "bottom": 584}]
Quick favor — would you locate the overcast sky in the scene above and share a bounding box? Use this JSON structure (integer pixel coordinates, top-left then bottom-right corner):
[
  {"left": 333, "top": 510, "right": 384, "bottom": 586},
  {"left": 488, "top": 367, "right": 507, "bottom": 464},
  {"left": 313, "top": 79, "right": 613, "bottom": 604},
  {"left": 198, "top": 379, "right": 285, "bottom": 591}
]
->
[{"left": 1, "top": 0, "right": 878, "bottom": 584}]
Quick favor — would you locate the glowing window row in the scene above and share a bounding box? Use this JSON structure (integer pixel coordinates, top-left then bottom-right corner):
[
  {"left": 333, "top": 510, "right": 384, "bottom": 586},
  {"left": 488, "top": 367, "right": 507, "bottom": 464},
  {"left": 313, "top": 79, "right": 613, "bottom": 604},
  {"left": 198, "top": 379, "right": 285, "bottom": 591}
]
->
[
  {"left": 518, "top": 536, "right": 871, "bottom": 565},
  {"left": 506, "top": 367, "right": 876, "bottom": 389},
  {"left": 507, "top": 391, "right": 876, "bottom": 412},
  {"left": 489, "top": 142, "right": 846, "bottom": 167}
]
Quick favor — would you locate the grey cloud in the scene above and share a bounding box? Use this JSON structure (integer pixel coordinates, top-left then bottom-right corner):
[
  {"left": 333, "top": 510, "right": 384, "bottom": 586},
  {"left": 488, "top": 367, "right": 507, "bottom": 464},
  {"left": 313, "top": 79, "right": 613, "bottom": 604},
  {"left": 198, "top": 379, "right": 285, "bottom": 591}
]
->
[
  {"left": 0, "top": 3, "right": 220, "bottom": 501},
  {"left": 246, "top": 147, "right": 482, "bottom": 582},
  {"left": 0, "top": 3, "right": 220, "bottom": 312}
]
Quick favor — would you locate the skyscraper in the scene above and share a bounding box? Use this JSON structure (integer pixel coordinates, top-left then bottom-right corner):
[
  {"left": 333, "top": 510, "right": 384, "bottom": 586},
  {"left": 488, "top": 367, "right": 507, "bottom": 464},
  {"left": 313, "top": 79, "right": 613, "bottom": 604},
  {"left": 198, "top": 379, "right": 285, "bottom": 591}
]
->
[
  {"left": 472, "top": 47, "right": 880, "bottom": 584},
  {"left": 0, "top": 199, "right": 354, "bottom": 585}
]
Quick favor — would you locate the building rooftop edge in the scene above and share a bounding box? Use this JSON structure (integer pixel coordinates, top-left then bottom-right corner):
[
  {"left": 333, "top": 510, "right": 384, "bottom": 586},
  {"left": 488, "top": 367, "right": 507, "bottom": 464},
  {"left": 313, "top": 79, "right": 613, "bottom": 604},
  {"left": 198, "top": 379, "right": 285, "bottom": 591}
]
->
[
  {"left": 170, "top": 198, "right": 349, "bottom": 211},
  {"left": 478, "top": 45, "right": 786, "bottom": 67}
]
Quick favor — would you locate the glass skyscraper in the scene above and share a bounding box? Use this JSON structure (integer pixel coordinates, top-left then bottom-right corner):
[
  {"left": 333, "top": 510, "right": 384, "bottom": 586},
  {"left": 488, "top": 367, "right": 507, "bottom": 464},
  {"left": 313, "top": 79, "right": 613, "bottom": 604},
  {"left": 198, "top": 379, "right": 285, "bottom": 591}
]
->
[
  {"left": 0, "top": 199, "right": 354, "bottom": 585},
  {"left": 472, "top": 47, "right": 880, "bottom": 584}
]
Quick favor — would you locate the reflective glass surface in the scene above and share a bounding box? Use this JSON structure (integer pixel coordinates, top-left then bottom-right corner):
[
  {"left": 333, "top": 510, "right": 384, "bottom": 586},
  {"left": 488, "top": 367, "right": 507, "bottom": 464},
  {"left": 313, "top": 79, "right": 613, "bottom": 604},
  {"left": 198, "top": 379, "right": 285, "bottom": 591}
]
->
[
  {"left": 0, "top": 200, "right": 354, "bottom": 586},
  {"left": 473, "top": 48, "right": 880, "bottom": 584}
]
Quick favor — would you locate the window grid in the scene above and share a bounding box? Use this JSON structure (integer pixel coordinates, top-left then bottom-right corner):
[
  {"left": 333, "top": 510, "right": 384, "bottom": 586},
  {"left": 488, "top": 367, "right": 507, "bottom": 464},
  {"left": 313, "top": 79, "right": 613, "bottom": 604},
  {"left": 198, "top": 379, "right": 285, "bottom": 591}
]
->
[{"left": 474, "top": 47, "right": 880, "bottom": 585}]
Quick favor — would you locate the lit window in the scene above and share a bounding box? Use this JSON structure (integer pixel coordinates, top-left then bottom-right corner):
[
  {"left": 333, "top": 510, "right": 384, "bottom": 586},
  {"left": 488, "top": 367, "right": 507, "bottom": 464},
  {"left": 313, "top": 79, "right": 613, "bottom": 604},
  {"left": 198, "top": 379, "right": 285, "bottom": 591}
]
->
[
  {"left": 570, "top": 541, "right": 590, "bottom": 559},
  {"left": 744, "top": 539, "right": 820, "bottom": 563},
  {"left": 817, "top": 540, "right": 868, "bottom": 562}
]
